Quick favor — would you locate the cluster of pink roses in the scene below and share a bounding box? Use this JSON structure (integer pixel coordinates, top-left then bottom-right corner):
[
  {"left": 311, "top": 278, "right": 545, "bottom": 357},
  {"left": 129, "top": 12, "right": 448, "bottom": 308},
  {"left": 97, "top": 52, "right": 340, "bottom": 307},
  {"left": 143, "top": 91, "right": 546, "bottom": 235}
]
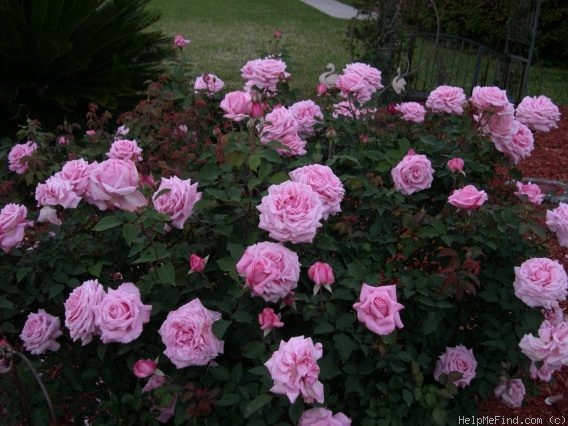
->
[
  {"left": 332, "top": 62, "right": 382, "bottom": 119},
  {"left": 0, "top": 203, "right": 33, "bottom": 253},
  {"left": 194, "top": 73, "right": 225, "bottom": 96}
]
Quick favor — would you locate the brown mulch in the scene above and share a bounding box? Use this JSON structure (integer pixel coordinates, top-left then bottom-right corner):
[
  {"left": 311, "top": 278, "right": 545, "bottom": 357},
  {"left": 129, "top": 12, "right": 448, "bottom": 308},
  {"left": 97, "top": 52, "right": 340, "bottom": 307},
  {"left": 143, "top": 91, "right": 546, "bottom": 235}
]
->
[{"left": 479, "top": 106, "right": 568, "bottom": 419}]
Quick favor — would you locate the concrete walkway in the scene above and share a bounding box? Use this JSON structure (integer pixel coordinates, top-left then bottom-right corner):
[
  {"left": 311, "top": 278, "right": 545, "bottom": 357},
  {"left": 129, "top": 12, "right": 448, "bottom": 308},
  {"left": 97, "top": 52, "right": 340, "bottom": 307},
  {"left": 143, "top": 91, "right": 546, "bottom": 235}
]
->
[{"left": 299, "top": 0, "right": 360, "bottom": 19}]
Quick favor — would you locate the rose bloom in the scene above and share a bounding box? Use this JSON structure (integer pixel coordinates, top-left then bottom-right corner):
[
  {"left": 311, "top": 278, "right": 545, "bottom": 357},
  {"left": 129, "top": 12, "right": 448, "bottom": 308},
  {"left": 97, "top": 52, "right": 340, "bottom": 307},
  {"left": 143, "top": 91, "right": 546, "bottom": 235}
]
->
[
  {"left": 332, "top": 101, "right": 376, "bottom": 120},
  {"left": 259, "top": 106, "right": 299, "bottom": 144},
  {"left": 395, "top": 102, "right": 426, "bottom": 123},
  {"left": 115, "top": 125, "right": 130, "bottom": 137},
  {"left": 86, "top": 158, "right": 147, "bottom": 212},
  {"left": 434, "top": 345, "right": 477, "bottom": 388},
  {"left": 236, "top": 241, "right": 300, "bottom": 303},
  {"left": 447, "top": 158, "right": 465, "bottom": 173},
  {"left": 513, "top": 257, "right": 567, "bottom": 309},
  {"left": 133, "top": 359, "right": 157, "bottom": 378},
  {"left": 514, "top": 181, "right": 544, "bottom": 204},
  {"left": 107, "top": 139, "right": 143, "bottom": 162},
  {"left": 240, "top": 58, "right": 290, "bottom": 90},
  {"left": 308, "top": 262, "right": 335, "bottom": 287},
  {"left": 495, "top": 122, "right": 534, "bottom": 164},
  {"left": 515, "top": 95, "right": 561, "bottom": 132},
  {"left": 0, "top": 203, "right": 33, "bottom": 253},
  {"left": 353, "top": 284, "right": 404, "bottom": 335},
  {"left": 152, "top": 176, "right": 202, "bottom": 230},
  {"left": 335, "top": 62, "right": 383, "bottom": 103},
  {"left": 494, "top": 378, "right": 525, "bottom": 409},
  {"left": 519, "top": 318, "right": 568, "bottom": 369},
  {"left": 220, "top": 91, "right": 252, "bottom": 122},
  {"left": 257, "top": 181, "right": 324, "bottom": 244},
  {"left": 35, "top": 175, "right": 82, "bottom": 209},
  {"left": 529, "top": 362, "right": 556, "bottom": 382},
  {"left": 20, "top": 309, "right": 62, "bottom": 355},
  {"left": 173, "top": 34, "right": 190, "bottom": 48},
  {"left": 194, "top": 73, "right": 225, "bottom": 96},
  {"left": 469, "top": 86, "right": 510, "bottom": 112},
  {"left": 391, "top": 150, "right": 434, "bottom": 195},
  {"left": 546, "top": 203, "right": 568, "bottom": 248},
  {"left": 289, "top": 100, "right": 324, "bottom": 138},
  {"left": 159, "top": 298, "right": 224, "bottom": 368},
  {"left": 94, "top": 282, "right": 152, "bottom": 344},
  {"left": 289, "top": 164, "right": 345, "bottom": 219},
  {"left": 426, "top": 85, "right": 466, "bottom": 114},
  {"left": 487, "top": 113, "right": 519, "bottom": 150},
  {"left": 258, "top": 307, "right": 284, "bottom": 336},
  {"left": 55, "top": 158, "right": 91, "bottom": 196},
  {"left": 264, "top": 335, "right": 324, "bottom": 404},
  {"left": 8, "top": 141, "right": 38, "bottom": 174},
  {"left": 189, "top": 253, "right": 207, "bottom": 273},
  {"left": 298, "top": 408, "right": 352, "bottom": 426},
  {"left": 447, "top": 185, "right": 488, "bottom": 210},
  {"left": 64, "top": 279, "right": 106, "bottom": 345}
]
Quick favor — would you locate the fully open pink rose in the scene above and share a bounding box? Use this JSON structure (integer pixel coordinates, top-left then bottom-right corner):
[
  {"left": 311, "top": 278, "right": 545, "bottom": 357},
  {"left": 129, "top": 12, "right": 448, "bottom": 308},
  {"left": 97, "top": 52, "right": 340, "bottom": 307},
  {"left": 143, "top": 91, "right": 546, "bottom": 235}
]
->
[
  {"left": 546, "top": 203, "right": 568, "bottom": 248},
  {"left": 257, "top": 181, "right": 324, "bottom": 244},
  {"left": 515, "top": 181, "right": 544, "bottom": 204},
  {"left": 159, "top": 298, "right": 224, "bottom": 368},
  {"left": 194, "top": 73, "right": 225, "bottom": 96},
  {"left": 220, "top": 91, "right": 252, "bottom": 121},
  {"left": 241, "top": 58, "right": 290, "bottom": 90},
  {"left": 513, "top": 257, "right": 567, "bottom": 309},
  {"left": 426, "top": 85, "right": 466, "bottom": 114},
  {"left": 519, "top": 318, "right": 568, "bottom": 370},
  {"left": 433, "top": 345, "right": 477, "bottom": 388},
  {"left": 258, "top": 307, "right": 284, "bottom": 336},
  {"left": 487, "top": 114, "right": 519, "bottom": 152},
  {"left": 56, "top": 159, "right": 91, "bottom": 196},
  {"left": 173, "top": 34, "right": 190, "bottom": 48},
  {"left": 298, "top": 408, "right": 352, "bottom": 426},
  {"left": 469, "top": 86, "right": 510, "bottom": 112},
  {"left": 494, "top": 378, "right": 525, "bottom": 408},
  {"left": 64, "top": 279, "right": 106, "bottom": 345},
  {"left": 497, "top": 122, "right": 534, "bottom": 164},
  {"left": 107, "top": 139, "right": 143, "bottom": 162},
  {"left": 447, "top": 185, "right": 488, "bottom": 210},
  {"left": 133, "top": 359, "right": 157, "bottom": 378},
  {"left": 289, "top": 164, "right": 344, "bottom": 219},
  {"left": 336, "top": 62, "right": 383, "bottom": 103},
  {"left": 395, "top": 102, "right": 426, "bottom": 123},
  {"left": 35, "top": 175, "right": 82, "bottom": 209},
  {"left": 391, "top": 150, "right": 434, "bottom": 195},
  {"left": 289, "top": 100, "right": 323, "bottom": 138},
  {"left": 260, "top": 106, "right": 299, "bottom": 144},
  {"left": 236, "top": 241, "right": 300, "bottom": 302},
  {"left": 95, "top": 282, "right": 151, "bottom": 344},
  {"left": 353, "top": 284, "right": 404, "bottom": 335},
  {"left": 0, "top": 203, "right": 33, "bottom": 253},
  {"left": 20, "top": 309, "right": 62, "bottom": 355},
  {"left": 8, "top": 141, "right": 38, "bottom": 174},
  {"left": 86, "top": 159, "right": 147, "bottom": 212},
  {"left": 152, "top": 176, "right": 202, "bottom": 230},
  {"left": 516, "top": 95, "right": 560, "bottom": 132},
  {"left": 264, "top": 335, "right": 324, "bottom": 404}
]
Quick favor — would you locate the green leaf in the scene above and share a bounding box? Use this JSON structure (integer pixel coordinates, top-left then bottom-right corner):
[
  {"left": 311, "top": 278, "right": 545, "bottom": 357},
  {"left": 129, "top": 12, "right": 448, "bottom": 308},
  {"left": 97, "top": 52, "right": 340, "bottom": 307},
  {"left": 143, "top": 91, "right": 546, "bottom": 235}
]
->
[
  {"left": 209, "top": 366, "right": 230, "bottom": 381},
  {"left": 245, "top": 394, "right": 272, "bottom": 418},
  {"left": 231, "top": 363, "right": 243, "bottom": 383},
  {"left": 212, "top": 320, "right": 231, "bottom": 339},
  {"left": 232, "top": 310, "right": 253, "bottom": 323},
  {"left": 333, "top": 334, "right": 353, "bottom": 360},
  {"left": 0, "top": 298, "right": 14, "bottom": 309},
  {"left": 402, "top": 389, "right": 414, "bottom": 406},
  {"left": 92, "top": 216, "right": 122, "bottom": 232},
  {"left": 216, "top": 393, "right": 240, "bottom": 406},
  {"left": 432, "top": 408, "right": 447, "bottom": 425},
  {"left": 157, "top": 264, "right": 176, "bottom": 285},
  {"left": 122, "top": 223, "right": 138, "bottom": 246},
  {"left": 248, "top": 154, "right": 261, "bottom": 172},
  {"left": 97, "top": 344, "right": 107, "bottom": 361},
  {"left": 313, "top": 321, "right": 334, "bottom": 335},
  {"left": 243, "top": 341, "right": 265, "bottom": 360}
]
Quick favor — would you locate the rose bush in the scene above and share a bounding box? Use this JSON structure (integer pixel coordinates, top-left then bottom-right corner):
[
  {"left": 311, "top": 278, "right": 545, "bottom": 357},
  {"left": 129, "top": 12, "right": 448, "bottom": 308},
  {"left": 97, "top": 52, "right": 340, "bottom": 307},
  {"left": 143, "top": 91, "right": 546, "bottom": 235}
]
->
[{"left": 0, "top": 43, "right": 562, "bottom": 425}]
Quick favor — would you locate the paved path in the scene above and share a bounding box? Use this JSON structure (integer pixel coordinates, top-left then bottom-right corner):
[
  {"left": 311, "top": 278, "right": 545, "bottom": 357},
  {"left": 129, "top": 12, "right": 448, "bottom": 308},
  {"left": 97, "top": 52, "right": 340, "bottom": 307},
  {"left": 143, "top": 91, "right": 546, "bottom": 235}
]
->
[{"left": 299, "top": 0, "right": 360, "bottom": 19}]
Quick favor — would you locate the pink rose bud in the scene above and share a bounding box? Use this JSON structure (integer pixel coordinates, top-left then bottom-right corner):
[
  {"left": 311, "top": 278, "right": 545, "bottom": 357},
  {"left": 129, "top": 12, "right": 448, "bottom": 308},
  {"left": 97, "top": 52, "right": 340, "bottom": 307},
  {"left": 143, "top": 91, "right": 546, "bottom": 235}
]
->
[
  {"left": 447, "top": 158, "right": 465, "bottom": 173},
  {"left": 189, "top": 254, "right": 208, "bottom": 273},
  {"left": 173, "top": 34, "right": 190, "bottom": 48},
  {"left": 316, "top": 83, "right": 328, "bottom": 96},
  {"left": 133, "top": 359, "right": 157, "bottom": 378},
  {"left": 258, "top": 307, "right": 284, "bottom": 336},
  {"left": 274, "top": 30, "right": 283, "bottom": 39},
  {"left": 308, "top": 262, "right": 335, "bottom": 294},
  {"left": 251, "top": 102, "right": 265, "bottom": 119},
  {"left": 85, "top": 130, "right": 96, "bottom": 137}
]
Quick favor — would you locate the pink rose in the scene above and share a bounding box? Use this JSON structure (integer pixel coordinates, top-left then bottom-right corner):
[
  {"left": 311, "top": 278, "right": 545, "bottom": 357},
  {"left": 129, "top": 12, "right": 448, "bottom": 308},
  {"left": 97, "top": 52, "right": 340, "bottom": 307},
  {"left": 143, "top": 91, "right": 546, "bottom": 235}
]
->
[
  {"left": 141, "top": 375, "right": 178, "bottom": 423},
  {"left": 519, "top": 318, "right": 568, "bottom": 369},
  {"left": 447, "top": 158, "right": 465, "bottom": 173},
  {"left": 546, "top": 203, "right": 568, "bottom": 248},
  {"left": 133, "top": 359, "right": 157, "bottom": 378},
  {"left": 426, "top": 85, "right": 466, "bottom": 114},
  {"left": 152, "top": 176, "right": 202, "bottom": 230},
  {"left": 94, "top": 282, "right": 152, "bottom": 344},
  {"left": 115, "top": 125, "right": 130, "bottom": 137},
  {"left": 513, "top": 257, "right": 567, "bottom": 309},
  {"left": 316, "top": 83, "right": 328, "bottom": 96},
  {"left": 236, "top": 241, "right": 300, "bottom": 303},
  {"left": 159, "top": 298, "right": 224, "bottom": 368},
  {"left": 395, "top": 102, "right": 426, "bottom": 123},
  {"left": 308, "top": 262, "right": 334, "bottom": 294},
  {"left": 56, "top": 159, "right": 92, "bottom": 196},
  {"left": 270, "top": 132, "right": 307, "bottom": 157},
  {"left": 469, "top": 86, "right": 510, "bottom": 112},
  {"left": 336, "top": 62, "right": 383, "bottom": 104},
  {"left": 257, "top": 181, "right": 324, "bottom": 244},
  {"left": 289, "top": 164, "right": 345, "bottom": 220},
  {"left": 258, "top": 307, "right": 284, "bottom": 336},
  {"left": 264, "top": 335, "right": 324, "bottom": 404},
  {"left": 391, "top": 150, "right": 434, "bottom": 195},
  {"left": 0, "top": 203, "right": 33, "bottom": 253},
  {"left": 298, "top": 408, "right": 352, "bottom": 426},
  {"left": 332, "top": 101, "right": 376, "bottom": 120},
  {"left": 220, "top": 91, "right": 252, "bottom": 122},
  {"left": 353, "top": 283, "right": 404, "bottom": 335},
  {"left": 8, "top": 141, "right": 37, "bottom": 174},
  {"left": 173, "top": 34, "right": 190, "bottom": 48},
  {"left": 35, "top": 175, "right": 82, "bottom": 209},
  {"left": 433, "top": 345, "right": 477, "bottom": 388},
  {"left": 194, "top": 74, "right": 225, "bottom": 96},
  {"left": 530, "top": 362, "right": 556, "bottom": 382},
  {"left": 86, "top": 159, "right": 147, "bottom": 212},
  {"left": 514, "top": 181, "right": 544, "bottom": 204},
  {"left": 260, "top": 106, "right": 299, "bottom": 143},
  {"left": 447, "top": 185, "right": 488, "bottom": 210},
  {"left": 143, "top": 374, "right": 167, "bottom": 392},
  {"left": 107, "top": 139, "right": 143, "bottom": 162},
  {"left": 494, "top": 122, "right": 534, "bottom": 164},
  {"left": 20, "top": 309, "right": 62, "bottom": 355},
  {"left": 241, "top": 58, "right": 290, "bottom": 90},
  {"left": 64, "top": 279, "right": 106, "bottom": 345},
  {"left": 515, "top": 95, "right": 560, "bottom": 132},
  {"left": 494, "top": 378, "right": 525, "bottom": 408},
  {"left": 189, "top": 253, "right": 208, "bottom": 273},
  {"left": 289, "top": 100, "right": 323, "bottom": 138}
]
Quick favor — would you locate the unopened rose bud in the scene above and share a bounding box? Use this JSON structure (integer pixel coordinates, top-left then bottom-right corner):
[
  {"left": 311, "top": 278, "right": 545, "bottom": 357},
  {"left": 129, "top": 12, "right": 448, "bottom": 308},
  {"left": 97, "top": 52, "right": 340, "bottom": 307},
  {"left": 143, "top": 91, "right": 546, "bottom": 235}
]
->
[
  {"left": 316, "top": 83, "right": 328, "bottom": 96},
  {"left": 133, "top": 359, "right": 157, "bottom": 378},
  {"left": 308, "top": 262, "right": 335, "bottom": 294},
  {"left": 447, "top": 157, "right": 465, "bottom": 173},
  {"left": 251, "top": 102, "right": 265, "bottom": 119},
  {"left": 258, "top": 307, "right": 284, "bottom": 337},
  {"left": 326, "top": 127, "right": 336, "bottom": 140},
  {"left": 387, "top": 103, "right": 398, "bottom": 115},
  {"left": 189, "top": 253, "right": 208, "bottom": 273},
  {"left": 274, "top": 30, "right": 283, "bottom": 39}
]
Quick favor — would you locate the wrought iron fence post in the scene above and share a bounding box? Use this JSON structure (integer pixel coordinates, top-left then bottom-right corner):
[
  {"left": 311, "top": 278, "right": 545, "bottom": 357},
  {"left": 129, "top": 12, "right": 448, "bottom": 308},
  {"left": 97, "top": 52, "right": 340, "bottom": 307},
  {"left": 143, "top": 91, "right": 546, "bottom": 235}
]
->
[{"left": 521, "top": 0, "right": 542, "bottom": 100}]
